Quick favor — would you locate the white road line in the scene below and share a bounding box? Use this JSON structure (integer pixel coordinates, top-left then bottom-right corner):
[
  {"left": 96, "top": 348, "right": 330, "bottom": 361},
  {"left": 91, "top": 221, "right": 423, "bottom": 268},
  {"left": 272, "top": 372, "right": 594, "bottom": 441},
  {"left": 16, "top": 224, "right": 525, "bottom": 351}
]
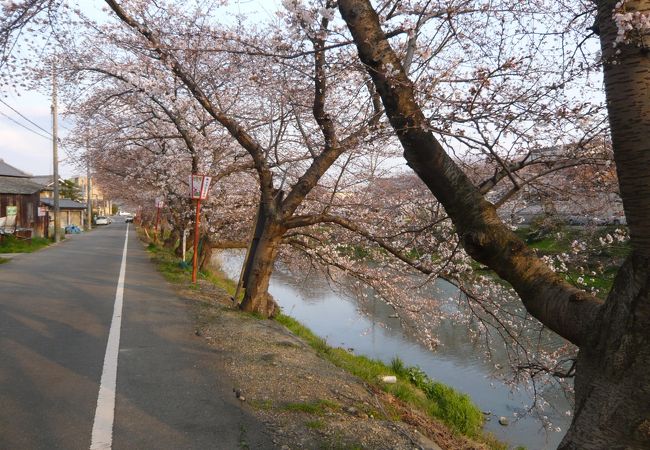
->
[{"left": 90, "top": 225, "right": 129, "bottom": 450}]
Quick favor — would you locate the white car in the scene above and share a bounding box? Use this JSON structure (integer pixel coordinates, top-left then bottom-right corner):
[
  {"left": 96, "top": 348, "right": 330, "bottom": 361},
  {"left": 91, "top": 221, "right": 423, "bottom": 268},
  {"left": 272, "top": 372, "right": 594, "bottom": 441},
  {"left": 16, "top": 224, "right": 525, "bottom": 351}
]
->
[{"left": 95, "top": 216, "right": 109, "bottom": 225}]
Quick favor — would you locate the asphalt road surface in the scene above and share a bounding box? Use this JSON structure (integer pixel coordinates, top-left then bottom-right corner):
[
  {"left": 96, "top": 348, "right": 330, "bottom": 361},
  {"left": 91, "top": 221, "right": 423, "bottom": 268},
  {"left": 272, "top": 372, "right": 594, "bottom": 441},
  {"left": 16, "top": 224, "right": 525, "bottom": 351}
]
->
[{"left": 0, "top": 221, "right": 273, "bottom": 449}]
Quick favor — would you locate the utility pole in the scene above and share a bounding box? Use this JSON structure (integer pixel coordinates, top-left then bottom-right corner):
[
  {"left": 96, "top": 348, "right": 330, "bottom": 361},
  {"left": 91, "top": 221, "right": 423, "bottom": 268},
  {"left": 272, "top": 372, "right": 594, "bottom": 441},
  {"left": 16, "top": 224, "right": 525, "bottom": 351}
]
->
[
  {"left": 86, "top": 157, "right": 92, "bottom": 230},
  {"left": 52, "top": 60, "right": 60, "bottom": 242}
]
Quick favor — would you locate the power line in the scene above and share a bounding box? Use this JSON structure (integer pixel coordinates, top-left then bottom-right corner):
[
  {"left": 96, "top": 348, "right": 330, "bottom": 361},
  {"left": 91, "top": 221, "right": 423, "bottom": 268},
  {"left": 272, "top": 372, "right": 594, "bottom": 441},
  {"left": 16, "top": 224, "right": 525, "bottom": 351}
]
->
[
  {"left": 0, "top": 98, "right": 52, "bottom": 136},
  {"left": 0, "top": 110, "right": 52, "bottom": 140}
]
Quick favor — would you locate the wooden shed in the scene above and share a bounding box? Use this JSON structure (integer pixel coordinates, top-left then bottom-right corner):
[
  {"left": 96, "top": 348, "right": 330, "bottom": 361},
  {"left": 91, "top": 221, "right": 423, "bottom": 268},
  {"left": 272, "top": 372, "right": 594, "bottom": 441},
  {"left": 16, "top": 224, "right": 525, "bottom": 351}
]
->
[
  {"left": 40, "top": 198, "right": 87, "bottom": 230},
  {"left": 0, "top": 160, "right": 43, "bottom": 237}
]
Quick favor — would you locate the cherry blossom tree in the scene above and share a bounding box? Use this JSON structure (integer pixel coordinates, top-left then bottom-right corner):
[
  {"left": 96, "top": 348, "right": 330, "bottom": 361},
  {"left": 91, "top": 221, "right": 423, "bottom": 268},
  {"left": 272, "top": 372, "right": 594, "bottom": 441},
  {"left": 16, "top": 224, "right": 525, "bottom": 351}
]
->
[
  {"left": 337, "top": 0, "right": 650, "bottom": 447},
  {"left": 2, "top": 1, "right": 642, "bottom": 446},
  {"left": 95, "top": 0, "right": 405, "bottom": 316}
]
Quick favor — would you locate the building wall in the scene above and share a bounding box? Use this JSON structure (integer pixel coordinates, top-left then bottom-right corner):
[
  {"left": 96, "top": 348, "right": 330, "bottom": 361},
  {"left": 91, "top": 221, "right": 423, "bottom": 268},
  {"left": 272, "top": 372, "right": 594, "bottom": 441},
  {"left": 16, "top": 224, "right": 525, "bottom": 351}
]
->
[
  {"left": 44, "top": 209, "right": 85, "bottom": 235},
  {"left": 66, "top": 210, "right": 83, "bottom": 227},
  {"left": 71, "top": 175, "right": 113, "bottom": 216},
  {"left": 0, "top": 193, "right": 40, "bottom": 231}
]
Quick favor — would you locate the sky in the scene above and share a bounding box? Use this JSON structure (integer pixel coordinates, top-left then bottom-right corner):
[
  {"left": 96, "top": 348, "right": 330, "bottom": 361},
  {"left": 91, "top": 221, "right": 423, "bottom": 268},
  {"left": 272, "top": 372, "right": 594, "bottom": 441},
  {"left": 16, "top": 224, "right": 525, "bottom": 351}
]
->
[
  {"left": 0, "top": 0, "right": 280, "bottom": 179},
  {"left": 0, "top": 86, "right": 78, "bottom": 178}
]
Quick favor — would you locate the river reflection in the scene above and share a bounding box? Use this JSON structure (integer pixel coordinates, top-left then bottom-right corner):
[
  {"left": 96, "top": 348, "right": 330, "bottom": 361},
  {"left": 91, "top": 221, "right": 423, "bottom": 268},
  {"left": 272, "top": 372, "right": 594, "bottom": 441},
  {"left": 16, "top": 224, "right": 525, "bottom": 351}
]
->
[{"left": 214, "top": 251, "right": 571, "bottom": 449}]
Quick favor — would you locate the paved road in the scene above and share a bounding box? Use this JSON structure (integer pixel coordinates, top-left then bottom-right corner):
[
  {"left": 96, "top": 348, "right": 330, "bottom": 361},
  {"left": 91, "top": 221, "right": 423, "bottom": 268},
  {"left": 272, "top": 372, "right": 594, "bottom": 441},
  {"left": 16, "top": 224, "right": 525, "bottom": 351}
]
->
[{"left": 0, "top": 221, "right": 273, "bottom": 449}]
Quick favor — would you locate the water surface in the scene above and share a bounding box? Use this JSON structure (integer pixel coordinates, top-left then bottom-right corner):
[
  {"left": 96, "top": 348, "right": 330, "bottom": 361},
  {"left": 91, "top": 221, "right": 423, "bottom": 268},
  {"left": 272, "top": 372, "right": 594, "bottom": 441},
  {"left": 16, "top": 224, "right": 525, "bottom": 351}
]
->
[{"left": 215, "top": 251, "right": 571, "bottom": 449}]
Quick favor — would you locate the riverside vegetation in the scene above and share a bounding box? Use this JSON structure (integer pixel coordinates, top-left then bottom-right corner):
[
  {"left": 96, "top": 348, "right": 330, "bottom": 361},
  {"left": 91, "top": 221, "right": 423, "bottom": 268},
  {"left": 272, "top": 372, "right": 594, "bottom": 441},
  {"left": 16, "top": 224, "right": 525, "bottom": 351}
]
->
[{"left": 143, "top": 234, "right": 507, "bottom": 449}]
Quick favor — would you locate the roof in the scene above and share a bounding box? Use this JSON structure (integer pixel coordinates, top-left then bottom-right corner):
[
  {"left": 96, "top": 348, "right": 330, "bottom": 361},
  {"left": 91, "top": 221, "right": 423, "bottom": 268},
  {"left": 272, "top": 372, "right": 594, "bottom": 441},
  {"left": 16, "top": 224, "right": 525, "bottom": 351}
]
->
[
  {"left": 0, "top": 176, "right": 42, "bottom": 194},
  {"left": 30, "top": 175, "right": 54, "bottom": 186},
  {"left": 0, "top": 159, "right": 32, "bottom": 177},
  {"left": 40, "top": 197, "right": 87, "bottom": 210}
]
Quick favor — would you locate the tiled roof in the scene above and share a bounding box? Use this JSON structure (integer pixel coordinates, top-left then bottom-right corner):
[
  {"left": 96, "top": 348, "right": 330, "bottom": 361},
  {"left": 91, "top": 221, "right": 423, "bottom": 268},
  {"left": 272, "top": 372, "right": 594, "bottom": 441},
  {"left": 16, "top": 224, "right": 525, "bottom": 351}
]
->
[
  {"left": 0, "top": 159, "right": 31, "bottom": 177},
  {"left": 30, "top": 175, "right": 54, "bottom": 186},
  {"left": 0, "top": 176, "right": 42, "bottom": 194},
  {"left": 40, "top": 197, "right": 87, "bottom": 209}
]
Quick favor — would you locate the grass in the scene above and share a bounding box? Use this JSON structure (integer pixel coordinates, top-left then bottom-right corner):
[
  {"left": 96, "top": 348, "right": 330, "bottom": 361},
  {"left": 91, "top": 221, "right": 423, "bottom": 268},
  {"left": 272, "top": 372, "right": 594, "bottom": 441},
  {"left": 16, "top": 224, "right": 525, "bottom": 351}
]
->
[
  {"left": 141, "top": 236, "right": 501, "bottom": 448},
  {"left": 391, "top": 359, "right": 484, "bottom": 436},
  {"left": 249, "top": 399, "right": 273, "bottom": 410},
  {"left": 282, "top": 399, "right": 339, "bottom": 415},
  {"left": 305, "top": 419, "right": 325, "bottom": 430},
  {"left": 238, "top": 424, "right": 250, "bottom": 450},
  {"left": 144, "top": 239, "right": 247, "bottom": 301},
  {"left": 0, "top": 235, "right": 51, "bottom": 253},
  {"left": 275, "top": 313, "right": 488, "bottom": 441},
  {"left": 147, "top": 243, "right": 193, "bottom": 283}
]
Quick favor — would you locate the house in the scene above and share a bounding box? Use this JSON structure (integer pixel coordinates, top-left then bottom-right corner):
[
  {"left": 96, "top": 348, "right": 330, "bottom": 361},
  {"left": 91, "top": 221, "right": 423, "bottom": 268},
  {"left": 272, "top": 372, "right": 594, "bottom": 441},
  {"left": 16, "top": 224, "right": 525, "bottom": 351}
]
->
[
  {"left": 40, "top": 198, "right": 87, "bottom": 229},
  {"left": 0, "top": 160, "right": 42, "bottom": 236},
  {"left": 30, "top": 175, "right": 89, "bottom": 231},
  {"left": 0, "top": 160, "right": 89, "bottom": 237}
]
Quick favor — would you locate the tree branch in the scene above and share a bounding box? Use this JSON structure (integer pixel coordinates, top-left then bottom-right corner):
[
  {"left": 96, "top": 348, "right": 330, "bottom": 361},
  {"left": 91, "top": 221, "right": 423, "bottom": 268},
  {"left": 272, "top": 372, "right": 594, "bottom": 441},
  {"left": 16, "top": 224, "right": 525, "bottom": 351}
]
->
[{"left": 337, "top": 0, "right": 603, "bottom": 347}]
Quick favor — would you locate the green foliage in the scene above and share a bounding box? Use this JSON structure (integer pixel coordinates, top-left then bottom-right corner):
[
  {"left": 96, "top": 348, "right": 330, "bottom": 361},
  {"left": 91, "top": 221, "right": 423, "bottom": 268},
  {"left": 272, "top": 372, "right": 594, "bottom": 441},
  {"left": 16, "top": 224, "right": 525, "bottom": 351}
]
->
[
  {"left": 0, "top": 235, "right": 50, "bottom": 253},
  {"left": 425, "top": 382, "right": 483, "bottom": 436},
  {"left": 327, "top": 440, "right": 364, "bottom": 450},
  {"left": 60, "top": 179, "right": 83, "bottom": 201},
  {"left": 512, "top": 225, "right": 631, "bottom": 297},
  {"left": 525, "top": 215, "right": 564, "bottom": 242}
]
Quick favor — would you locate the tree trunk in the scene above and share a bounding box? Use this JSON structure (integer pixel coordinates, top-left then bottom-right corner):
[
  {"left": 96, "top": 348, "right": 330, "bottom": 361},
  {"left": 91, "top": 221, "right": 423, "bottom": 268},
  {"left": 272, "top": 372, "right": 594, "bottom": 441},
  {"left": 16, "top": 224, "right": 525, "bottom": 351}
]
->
[
  {"left": 239, "top": 220, "right": 284, "bottom": 317},
  {"left": 199, "top": 234, "right": 213, "bottom": 271},
  {"left": 558, "top": 3, "right": 650, "bottom": 447},
  {"left": 597, "top": 0, "right": 650, "bottom": 257},
  {"left": 560, "top": 254, "right": 650, "bottom": 449},
  {"left": 174, "top": 231, "right": 185, "bottom": 257},
  {"left": 163, "top": 227, "right": 179, "bottom": 251}
]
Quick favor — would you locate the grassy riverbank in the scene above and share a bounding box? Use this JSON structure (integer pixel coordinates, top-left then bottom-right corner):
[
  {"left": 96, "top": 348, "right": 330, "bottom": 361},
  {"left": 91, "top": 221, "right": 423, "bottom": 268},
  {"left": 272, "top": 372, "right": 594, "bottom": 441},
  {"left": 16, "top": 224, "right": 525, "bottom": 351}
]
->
[
  {"left": 143, "top": 238, "right": 506, "bottom": 449},
  {"left": 275, "top": 314, "right": 484, "bottom": 437}
]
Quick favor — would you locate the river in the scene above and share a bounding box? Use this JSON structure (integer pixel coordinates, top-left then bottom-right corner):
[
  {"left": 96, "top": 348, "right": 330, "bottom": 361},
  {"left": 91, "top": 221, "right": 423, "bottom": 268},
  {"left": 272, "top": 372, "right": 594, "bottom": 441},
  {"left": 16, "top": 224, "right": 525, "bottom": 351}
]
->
[{"left": 214, "top": 251, "right": 572, "bottom": 449}]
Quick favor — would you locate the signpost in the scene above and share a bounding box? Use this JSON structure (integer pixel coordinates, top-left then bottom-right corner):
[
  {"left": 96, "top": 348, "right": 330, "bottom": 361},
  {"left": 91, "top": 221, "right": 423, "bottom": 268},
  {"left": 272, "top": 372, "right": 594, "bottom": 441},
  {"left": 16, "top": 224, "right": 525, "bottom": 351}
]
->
[
  {"left": 154, "top": 197, "right": 164, "bottom": 242},
  {"left": 189, "top": 174, "right": 211, "bottom": 283}
]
